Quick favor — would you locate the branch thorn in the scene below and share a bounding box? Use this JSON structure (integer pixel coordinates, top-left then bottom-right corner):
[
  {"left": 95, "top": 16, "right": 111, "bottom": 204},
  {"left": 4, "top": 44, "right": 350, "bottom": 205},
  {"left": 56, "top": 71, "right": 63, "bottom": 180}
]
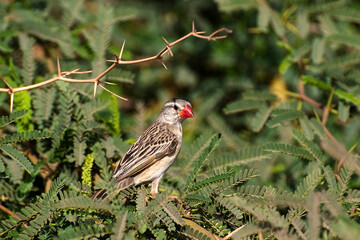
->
[
  {"left": 56, "top": 57, "right": 62, "bottom": 78},
  {"left": 98, "top": 84, "right": 128, "bottom": 101},
  {"left": 9, "top": 93, "right": 14, "bottom": 113},
  {"left": 162, "top": 36, "right": 173, "bottom": 57},
  {"left": 93, "top": 82, "right": 97, "bottom": 99},
  {"left": 160, "top": 59, "right": 168, "bottom": 70},
  {"left": 118, "top": 40, "right": 126, "bottom": 64},
  {"left": 99, "top": 81, "right": 117, "bottom": 86}
]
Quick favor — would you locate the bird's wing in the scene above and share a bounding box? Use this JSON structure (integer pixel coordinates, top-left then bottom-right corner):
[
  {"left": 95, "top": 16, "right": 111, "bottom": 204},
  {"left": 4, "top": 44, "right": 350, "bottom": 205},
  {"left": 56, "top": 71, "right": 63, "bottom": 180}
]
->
[{"left": 112, "top": 123, "right": 178, "bottom": 181}]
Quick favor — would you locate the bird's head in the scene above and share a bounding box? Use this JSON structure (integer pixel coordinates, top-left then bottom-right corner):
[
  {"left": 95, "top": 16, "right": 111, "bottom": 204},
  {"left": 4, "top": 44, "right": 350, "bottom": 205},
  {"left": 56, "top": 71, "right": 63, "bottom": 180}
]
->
[{"left": 158, "top": 98, "right": 194, "bottom": 124}]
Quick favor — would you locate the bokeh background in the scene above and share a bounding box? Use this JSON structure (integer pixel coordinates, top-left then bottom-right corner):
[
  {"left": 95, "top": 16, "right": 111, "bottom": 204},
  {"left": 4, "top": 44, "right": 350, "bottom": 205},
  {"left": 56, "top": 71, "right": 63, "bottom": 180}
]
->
[{"left": 1, "top": 0, "right": 360, "bottom": 239}]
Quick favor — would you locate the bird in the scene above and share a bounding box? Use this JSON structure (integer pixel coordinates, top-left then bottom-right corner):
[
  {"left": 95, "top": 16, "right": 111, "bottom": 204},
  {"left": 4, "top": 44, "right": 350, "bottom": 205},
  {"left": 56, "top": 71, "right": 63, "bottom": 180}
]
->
[{"left": 92, "top": 98, "right": 194, "bottom": 200}]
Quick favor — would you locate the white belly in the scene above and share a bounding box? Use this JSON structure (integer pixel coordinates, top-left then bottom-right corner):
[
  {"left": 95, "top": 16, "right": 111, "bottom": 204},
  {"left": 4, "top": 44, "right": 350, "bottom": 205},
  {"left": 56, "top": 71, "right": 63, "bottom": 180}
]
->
[{"left": 134, "top": 155, "right": 176, "bottom": 185}]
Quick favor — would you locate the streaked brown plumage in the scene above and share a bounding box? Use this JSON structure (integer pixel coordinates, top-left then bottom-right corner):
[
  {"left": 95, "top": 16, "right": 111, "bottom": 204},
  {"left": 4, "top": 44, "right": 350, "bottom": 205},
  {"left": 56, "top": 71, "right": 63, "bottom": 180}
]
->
[{"left": 92, "top": 98, "right": 194, "bottom": 200}]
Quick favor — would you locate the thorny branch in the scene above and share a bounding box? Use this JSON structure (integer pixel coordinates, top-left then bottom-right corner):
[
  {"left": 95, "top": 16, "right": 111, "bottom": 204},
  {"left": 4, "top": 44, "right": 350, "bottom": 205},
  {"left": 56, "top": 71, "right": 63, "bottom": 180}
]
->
[{"left": 0, "top": 22, "right": 232, "bottom": 113}]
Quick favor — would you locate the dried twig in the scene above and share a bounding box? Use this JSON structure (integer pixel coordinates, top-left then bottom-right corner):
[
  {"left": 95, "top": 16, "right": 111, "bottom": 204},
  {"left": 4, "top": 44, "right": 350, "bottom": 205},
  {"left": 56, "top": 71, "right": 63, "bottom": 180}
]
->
[
  {"left": 0, "top": 203, "right": 22, "bottom": 221},
  {"left": 1, "top": 22, "right": 232, "bottom": 113}
]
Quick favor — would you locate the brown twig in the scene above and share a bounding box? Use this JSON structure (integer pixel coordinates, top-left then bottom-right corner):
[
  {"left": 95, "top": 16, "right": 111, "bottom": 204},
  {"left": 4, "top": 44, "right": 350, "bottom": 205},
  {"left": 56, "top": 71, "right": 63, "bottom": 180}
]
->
[
  {"left": 0, "top": 203, "right": 22, "bottom": 221},
  {"left": 297, "top": 70, "right": 322, "bottom": 108},
  {"left": 1, "top": 22, "right": 232, "bottom": 113}
]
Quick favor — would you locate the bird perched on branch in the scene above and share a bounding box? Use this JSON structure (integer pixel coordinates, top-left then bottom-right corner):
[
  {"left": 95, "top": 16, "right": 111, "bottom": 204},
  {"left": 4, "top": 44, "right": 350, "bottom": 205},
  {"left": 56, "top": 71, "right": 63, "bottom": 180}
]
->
[{"left": 92, "top": 98, "right": 194, "bottom": 200}]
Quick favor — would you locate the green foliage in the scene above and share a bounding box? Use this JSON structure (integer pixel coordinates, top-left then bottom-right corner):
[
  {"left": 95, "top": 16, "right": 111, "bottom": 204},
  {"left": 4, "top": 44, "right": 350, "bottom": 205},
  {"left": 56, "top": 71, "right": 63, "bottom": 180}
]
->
[
  {"left": 0, "top": 110, "right": 28, "bottom": 128},
  {"left": 1, "top": 0, "right": 360, "bottom": 239},
  {"left": 81, "top": 153, "right": 94, "bottom": 187},
  {"left": 185, "top": 133, "right": 222, "bottom": 192}
]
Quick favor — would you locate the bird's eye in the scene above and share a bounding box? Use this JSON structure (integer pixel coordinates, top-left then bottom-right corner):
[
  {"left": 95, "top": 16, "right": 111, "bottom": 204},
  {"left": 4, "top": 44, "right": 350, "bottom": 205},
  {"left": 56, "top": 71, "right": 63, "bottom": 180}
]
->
[{"left": 173, "top": 105, "right": 179, "bottom": 111}]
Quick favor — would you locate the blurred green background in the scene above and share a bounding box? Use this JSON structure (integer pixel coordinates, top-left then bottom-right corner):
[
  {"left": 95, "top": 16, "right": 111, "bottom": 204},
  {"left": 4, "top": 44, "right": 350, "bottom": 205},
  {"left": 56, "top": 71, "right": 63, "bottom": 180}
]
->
[{"left": 1, "top": 0, "right": 360, "bottom": 239}]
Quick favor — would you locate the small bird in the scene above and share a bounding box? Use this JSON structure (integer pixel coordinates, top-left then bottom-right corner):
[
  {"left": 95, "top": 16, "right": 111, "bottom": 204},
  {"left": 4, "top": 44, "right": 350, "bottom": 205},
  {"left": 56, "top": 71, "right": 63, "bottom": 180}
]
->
[{"left": 92, "top": 98, "right": 194, "bottom": 199}]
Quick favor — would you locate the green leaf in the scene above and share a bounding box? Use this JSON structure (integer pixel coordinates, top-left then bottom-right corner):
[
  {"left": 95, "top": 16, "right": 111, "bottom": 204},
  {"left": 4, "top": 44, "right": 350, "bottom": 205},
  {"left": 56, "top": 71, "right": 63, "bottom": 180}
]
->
[
  {"left": 338, "top": 101, "right": 350, "bottom": 122},
  {"left": 0, "top": 131, "right": 53, "bottom": 146},
  {"left": 305, "top": 0, "right": 347, "bottom": 14},
  {"left": 327, "top": 34, "right": 360, "bottom": 50},
  {"left": 293, "top": 130, "right": 323, "bottom": 163},
  {"left": 319, "top": 54, "right": 360, "bottom": 70},
  {"left": 270, "top": 11, "right": 285, "bottom": 37},
  {"left": 215, "top": 0, "right": 258, "bottom": 12},
  {"left": 311, "top": 38, "right": 325, "bottom": 64},
  {"left": 279, "top": 56, "right": 292, "bottom": 74},
  {"left": 0, "top": 144, "right": 34, "bottom": 174},
  {"left": 0, "top": 157, "right": 5, "bottom": 172},
  {"left": 185, "top": 194, "right": 212, "bottom": 203},
  {"left": 0, "top": 41, "right": 12, "bottom": 53},
  {"left": 302, "top": 75, "right": 331, "bottom": 91},
  {"left": 267, "top": 109, "right": 304, "bottom": 128},
  {"left": 209, "top": 147, "right": 270, "bottom": 170},
  {"left": 185, "top": 134, "right": 222, "bottom": 192},
  {"left": 19, "top": 34, "right": 35, "bottom": 85},
  {"left": 188, "top": 172, "right": 234, "bottom": 192},
  {"left": 334, "top": 89, "right": 360, "bottom": 105},
  {"left": 297, "top": 10, "right": 309, "bottom": 38},
  {"left": 295, "top": 162, "right": 323, "bottom": 198},
  {"left": 329, "top": 7, "right": 360, "bottom": 23},
  {"left": 0, "top": 110, "right": 28, "bottom": 128},
  {"left": 309, "top": 118, "right": 326, "bottom": 138},
  {"left": 323, "top": 166, "right": 338, "bottom": 195},
  {"left": 242, "top": 91, "right": 277, "bottom": 101},
  {"left": 224, "top": 100, "right": 265, "bottom": 114},
  {"left": 251, "top": 106, "right": 272, "bottom": 132},
  {"left": 257, "top": 3, "right": 271, "bottom": 32},
  {"left": 158, "top": 197, "right": 185, "bottom": 226},
  {"left": 74, "top": 135, "right": 85, "bottom": 167},
  {"left": 299, "top": 116, "right": 314, "bottom": 140},
  {"left": 215, "top": 196, "right": 243, "bottom": 219},
  {"left": 290, "top": 41, "right": 311, "bottom": 62},
  {"left": 264, "top": 143, "right": 316, "bottom": 161}
]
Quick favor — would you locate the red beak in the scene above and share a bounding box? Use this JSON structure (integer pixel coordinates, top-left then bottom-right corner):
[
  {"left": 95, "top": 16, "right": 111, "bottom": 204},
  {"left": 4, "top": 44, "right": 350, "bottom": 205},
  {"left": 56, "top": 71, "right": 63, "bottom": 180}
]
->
[{"left": 179, "top": 104, "right": 194, "bottom": 118}]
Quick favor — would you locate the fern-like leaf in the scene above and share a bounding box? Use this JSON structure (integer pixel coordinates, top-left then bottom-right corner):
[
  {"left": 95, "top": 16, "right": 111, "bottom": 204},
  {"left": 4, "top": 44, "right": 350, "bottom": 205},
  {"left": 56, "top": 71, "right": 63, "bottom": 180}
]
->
[
  {"left": 264, "top": 142, "right": 316, "bottom": 161},
  {"left": 188, "top": 172, "right": 234, "bottom": 192},
  {"left": 224, "top": 100, "right": 265, "bottom": 114},
  {"left": 309, "top": 118, "right": 326, "bottom": 138},
  {"left": 209, "top": 147, "right": 270, "bottom": 170},
  {"left": 293, "top": 130, "right": 323, "bottom": 163},
  {"left": 0, "top": 109, "right": 28, "bottom": 128},
  {"left": 185, "top": 134, "right": 222, "bottom": 192},
  {"left": 242, "top": 90, "right": 277, "bottom": 101},
  {"left": 43, "top": 178, "right": 66, "bottom": 202},
  {"left": 111, "top": 212, "right": 128, "bottom": 240},
  {"left": 216, "top": 169, "right": 259, "bottom": 194},
  {"left": 327, "top": 33, "right": 360, "bottom": 50},
  {"left": 156, "top": 194, "right": 185, "bottom": 226},
  {"left": 56, "top": 224, "right": 111, "bottom": 240},
  {"left": 295, "top": 163, "right": 323, "bottom": 198},
  {"left": 214, "top": 196, "right": 243, "bottom": 219},
  {"left": 185, "top": 194, "right": 212, "bottom": 203},
  {"left": 0, "top": 130, "right": 53, "bottom": 146},
  {"left": 181, "top": 130, "right": 215, "bottom": 172},
  {"left": 251, "top": 106, "right": 272, "bottom": 132},
  {"left": 0, "top": 144, "right": 33, "bottom": 174},
  {"left": 267, "top": 109, "right": 304, "bottom": 128},
  {"left": 182, "top": 218, "right": 219, "bottom": 240},
  {"left": 19, "top": 33, "right": 35, "bottom": 85},
  {"left": 299, "top": 116, "right": 314, "bottom": 140},
  {"left": 206, "top": 113, "right": 244, "bottom": 150}
]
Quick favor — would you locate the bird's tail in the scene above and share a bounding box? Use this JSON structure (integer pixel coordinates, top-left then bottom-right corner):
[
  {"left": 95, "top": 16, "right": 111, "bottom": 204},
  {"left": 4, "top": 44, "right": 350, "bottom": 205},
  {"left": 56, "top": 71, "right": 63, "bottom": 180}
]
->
[
  {"left": 91, "top": 189, "right": 108, "bottom": 200},
  {"left": 91, "top": 177, "right": 135, "bottom": 200}
]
